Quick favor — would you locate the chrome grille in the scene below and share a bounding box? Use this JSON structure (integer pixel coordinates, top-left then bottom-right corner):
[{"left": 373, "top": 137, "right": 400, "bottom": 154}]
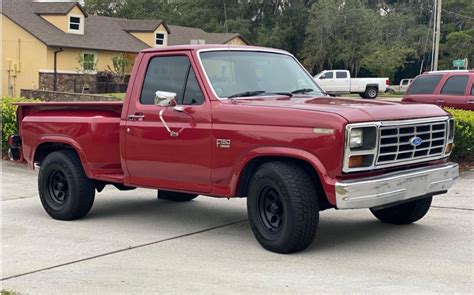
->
[{"left": 376, "top": 121, "right": 447, "bottom": 165}]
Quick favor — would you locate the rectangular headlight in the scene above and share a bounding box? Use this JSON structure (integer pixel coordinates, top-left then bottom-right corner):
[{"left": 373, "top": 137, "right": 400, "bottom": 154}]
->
[
  {"left": 349, "top": 129, "right": 363, "bottom": 148},
  {"left": 448, "top": 118, "right": 455, "bottom": 141}
]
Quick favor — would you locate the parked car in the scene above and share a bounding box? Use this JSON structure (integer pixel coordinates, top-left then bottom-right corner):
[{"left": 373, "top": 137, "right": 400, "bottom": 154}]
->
[
  {"left": 314, "top": 70, "right": 390, "bottom": 98},
  {"left": 388, "top": 78, "right": 413, "bottom": 93},
  {"left": 9, "top": 45, "right": 458, "bottom": 254},
  {"left": 402, "top": 70, "right": 474, "bottom": 111}
]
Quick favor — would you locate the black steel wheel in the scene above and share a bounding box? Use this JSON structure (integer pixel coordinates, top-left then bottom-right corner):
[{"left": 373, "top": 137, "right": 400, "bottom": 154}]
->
[
  {"left": 258, "top": 186, "right": 284, "bottom": 233},
  {"left": 38, "top": 150, "right": 95, "bottom": 220},
  {"left": 247, "top": 161, "right": 320, "bottom": 254},
  {"left": 46, "top": 170, "right": 69, "bottom": 209}
]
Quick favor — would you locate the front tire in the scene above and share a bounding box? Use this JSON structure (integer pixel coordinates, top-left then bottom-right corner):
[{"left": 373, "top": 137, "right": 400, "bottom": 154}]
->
[
  {"left": 370, "top": 196, "right": 432, "bottom": 224},
  {"left": 247, "top": 162, "right": 319, "bottom": 254},
  {"left": 38, "top": 150, "right": 95, "bottom": 220}
]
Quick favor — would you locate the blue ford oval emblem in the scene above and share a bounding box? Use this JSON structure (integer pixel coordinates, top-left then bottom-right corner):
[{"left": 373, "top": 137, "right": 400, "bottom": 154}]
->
[{"left": 410, "top": 136, "right": 423, "bottom": 147}]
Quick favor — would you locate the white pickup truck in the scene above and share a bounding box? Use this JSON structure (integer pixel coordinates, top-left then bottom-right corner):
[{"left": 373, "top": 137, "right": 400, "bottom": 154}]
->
[{"left": 314, "top": 70, "right": 390, "bottom": 99}]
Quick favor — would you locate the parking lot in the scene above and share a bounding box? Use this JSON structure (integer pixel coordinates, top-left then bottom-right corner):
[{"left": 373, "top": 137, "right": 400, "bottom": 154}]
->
[{"left": 1, "top": 160, "right": 473, "bottom": 293}]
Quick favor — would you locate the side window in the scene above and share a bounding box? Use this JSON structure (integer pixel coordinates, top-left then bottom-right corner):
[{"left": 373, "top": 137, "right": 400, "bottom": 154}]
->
[
  {"left": 140, "top": 56, "right": 190, "bottom": 105},
  {"left": 323, "top": 72, "right": 333, "bottom": 79},
  {"left": 471, "top": 85, "right": 474, "bottom": 96},
  {"left": 336, "top": 71, "right": 348, "bottom": 79},
  {"left": 182, "top": 68, "right": 205, "bottom": 105},
  {"left": 406, "top": 75, "right": 443, "bottom": 95},
  {"left": 441, "top": 76, "right": 469, "bottom": 95}
]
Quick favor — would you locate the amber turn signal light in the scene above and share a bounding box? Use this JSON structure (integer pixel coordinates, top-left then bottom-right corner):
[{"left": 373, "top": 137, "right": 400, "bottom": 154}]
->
[
  {"left": 349, "top": 155, "right": 364, "bottom": 168},
  {"left": 445, "top": 143, "right": 453, "bottom": 154}
]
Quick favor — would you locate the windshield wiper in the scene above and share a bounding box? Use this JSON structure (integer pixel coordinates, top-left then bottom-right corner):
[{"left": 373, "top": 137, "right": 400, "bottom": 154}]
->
[
  {"left": 228, "top": 91, "right": 265, "bottom": 99},
  {"left": 291, "top": 88, "right": 314, "bottom": 94}
]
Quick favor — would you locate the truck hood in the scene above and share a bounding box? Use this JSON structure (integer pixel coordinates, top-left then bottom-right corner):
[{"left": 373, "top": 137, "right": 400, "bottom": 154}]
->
[{"left": 226, "top": 96, "right": 448, "bottom": 122}]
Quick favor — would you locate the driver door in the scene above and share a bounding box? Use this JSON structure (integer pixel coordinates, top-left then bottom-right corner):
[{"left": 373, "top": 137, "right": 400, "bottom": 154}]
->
[{"left": 124, "top": 52, "right": 212, "bottom": 193}]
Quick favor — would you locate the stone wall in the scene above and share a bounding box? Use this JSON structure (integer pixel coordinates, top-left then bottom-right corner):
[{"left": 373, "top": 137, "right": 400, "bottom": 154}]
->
[
  {"left": 39, "top": 72, "right": 98, "bottom": 93},
  {"left": 20, "top": 89, "right": 121, "bottom": 102}
]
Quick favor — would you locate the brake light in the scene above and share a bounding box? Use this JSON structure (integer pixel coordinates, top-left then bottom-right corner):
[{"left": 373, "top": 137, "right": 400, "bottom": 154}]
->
[{"left": 386, "top": 79, "right": 390, "bottom": 86}]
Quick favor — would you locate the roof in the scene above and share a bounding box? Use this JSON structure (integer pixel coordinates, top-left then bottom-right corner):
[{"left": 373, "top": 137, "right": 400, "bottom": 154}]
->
[
  {"left": 116, "top": 19, "right": 170, "bottom": 33},
  {"left": 31, "top": 1, "right": 88, "bottom": 17},
  {"left": 3, "top": 0, "right": 149, "bottom": 53},
  {"left": 2, "top": 0, "right": 248, "bottom": 53},
  {"left": 167, "top": 25, "right": 248, "bottom": 46}
]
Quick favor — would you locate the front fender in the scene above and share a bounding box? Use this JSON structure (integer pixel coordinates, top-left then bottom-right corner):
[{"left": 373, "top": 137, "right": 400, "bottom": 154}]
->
[{"left": 229, "top": 147, "right": 337, "bottom": 204}]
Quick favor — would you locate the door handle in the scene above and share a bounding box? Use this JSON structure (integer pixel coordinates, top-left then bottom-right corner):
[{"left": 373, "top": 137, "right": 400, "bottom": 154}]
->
[
  {"left": 128, "top": 113, "right": 145, "bottom": 121},
  {"left": 437, "top": 98, "right": 444, "bottom": 103},
  {"left": 467, "top": 100, "right": 474, "bottom": 104}
]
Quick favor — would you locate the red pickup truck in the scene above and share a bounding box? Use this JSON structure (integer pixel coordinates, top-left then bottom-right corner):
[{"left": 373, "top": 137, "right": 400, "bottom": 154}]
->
[{"left": 10, "top": 45, "right": 459, "bottom": 253}]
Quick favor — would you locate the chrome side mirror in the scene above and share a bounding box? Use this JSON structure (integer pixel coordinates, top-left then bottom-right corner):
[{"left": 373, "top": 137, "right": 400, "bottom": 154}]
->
[{"left": 155, "top": 91, "right": 177, "bottom": 107}]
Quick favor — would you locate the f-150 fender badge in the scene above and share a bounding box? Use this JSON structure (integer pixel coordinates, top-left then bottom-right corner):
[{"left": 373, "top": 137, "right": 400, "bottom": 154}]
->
[{"left": 217, "top": 139, "right": 231, "bottom": 149}]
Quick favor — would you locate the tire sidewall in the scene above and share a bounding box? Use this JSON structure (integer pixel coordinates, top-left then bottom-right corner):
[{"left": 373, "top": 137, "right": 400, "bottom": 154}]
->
[
  {"left": 247, "top": 166, "right": 296, "bottom": 250},
  {"left": 366, "top": 87, "right": 378, "bottom": 98},
  {"left": 38, "top": 153, "right": 82, "bottom": 218}
]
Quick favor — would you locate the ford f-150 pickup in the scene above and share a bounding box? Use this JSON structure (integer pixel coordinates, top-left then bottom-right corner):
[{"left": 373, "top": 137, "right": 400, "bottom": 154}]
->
[{"left": 10, "top": 45, "right": 459, "bottom": 254}]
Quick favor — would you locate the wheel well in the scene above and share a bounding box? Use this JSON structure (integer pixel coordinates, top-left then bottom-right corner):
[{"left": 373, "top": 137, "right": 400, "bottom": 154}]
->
[
  {"left": 34, "top": 142, "right": 78, "bottom": 165},
  {"left": 235, "top": 156, "right": 332, "bottom": 210},
  {"left": 365, "top": 84, "right": 379, "bottom": 91}
]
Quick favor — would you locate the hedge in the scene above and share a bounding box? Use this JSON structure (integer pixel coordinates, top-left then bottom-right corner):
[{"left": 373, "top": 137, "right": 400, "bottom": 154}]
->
[
  {"left": 446, "top": 108, "right": 474, "bottom": 162},
  {"left": 1, "top": 97, "right": 41, "bottom": 154}
]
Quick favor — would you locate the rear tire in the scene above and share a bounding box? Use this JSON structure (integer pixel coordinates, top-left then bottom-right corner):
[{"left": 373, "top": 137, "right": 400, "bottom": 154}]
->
[
  {"left": 364, "top": 87, "right": 378, "bottom": 99},
  {"left": 38, "top": 150, "right": 95, "bottom": 220},
  {"left": 370, "top": 196, "right": 432, "bottom": 224},
  {"left": 247, "top": 162, "right": 319, "bottom": 254},
  {"left": 358, "top": 93, "right": 367, "bottom": 98},
  {"left": 158, "top": 190, "right": 198, "bottom": 202}
]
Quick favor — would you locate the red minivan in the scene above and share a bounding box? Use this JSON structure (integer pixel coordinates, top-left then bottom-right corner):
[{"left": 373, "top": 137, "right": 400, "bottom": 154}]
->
[{"left": 402, "top": 70, "right": 474, "bottom": 110}]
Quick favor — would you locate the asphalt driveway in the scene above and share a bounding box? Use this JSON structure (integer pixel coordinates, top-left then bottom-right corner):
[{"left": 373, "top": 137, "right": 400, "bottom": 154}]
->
[{"left": 1, "top": 160, "right": 473, "bottom": 293}]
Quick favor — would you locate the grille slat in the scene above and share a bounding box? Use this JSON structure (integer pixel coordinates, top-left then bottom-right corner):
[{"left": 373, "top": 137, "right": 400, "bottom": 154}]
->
[{"left": 376, "top": 121, "right": 447, "bottom": 165}]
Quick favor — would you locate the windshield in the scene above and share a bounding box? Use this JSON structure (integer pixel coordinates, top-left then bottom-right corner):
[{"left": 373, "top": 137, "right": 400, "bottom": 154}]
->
[{"left": 199, "top": 51, "right": 325, "bottom": 99}]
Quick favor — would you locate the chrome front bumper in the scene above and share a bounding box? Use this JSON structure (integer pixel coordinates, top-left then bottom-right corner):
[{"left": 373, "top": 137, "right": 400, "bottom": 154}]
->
[{"left": 335, "top": 162, "right": 459, "bottom": 209}]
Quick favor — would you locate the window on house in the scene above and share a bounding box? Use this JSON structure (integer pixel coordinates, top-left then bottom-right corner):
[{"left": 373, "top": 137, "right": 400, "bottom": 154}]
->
[
  {"left": 82, "top": 53, "right": 96, "bottom": 71},
  {"left": 155, "top": 33, "right": 165, "bottom": 46},
  {"left": 69, "top": 16, "right": 81, "bottom": 31}
]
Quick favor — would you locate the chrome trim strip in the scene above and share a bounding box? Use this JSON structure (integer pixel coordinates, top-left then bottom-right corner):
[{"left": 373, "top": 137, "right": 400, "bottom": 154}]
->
[
  {"left": 335, "top": 162, "right": 459, "bottom": 209},
  {"left": 343, "top": 116, "right": 450, "bottom": 173}
]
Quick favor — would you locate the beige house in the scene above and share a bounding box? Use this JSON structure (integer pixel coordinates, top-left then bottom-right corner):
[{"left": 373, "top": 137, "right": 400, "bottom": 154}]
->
[{"left": 1, "top": 0, "right": 249, "bottom": 96}]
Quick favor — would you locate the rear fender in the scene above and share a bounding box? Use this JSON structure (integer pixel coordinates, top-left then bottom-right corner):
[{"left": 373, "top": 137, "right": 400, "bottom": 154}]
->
[{"left": 32, "top": 136, "right": 92, "bottom": 178}]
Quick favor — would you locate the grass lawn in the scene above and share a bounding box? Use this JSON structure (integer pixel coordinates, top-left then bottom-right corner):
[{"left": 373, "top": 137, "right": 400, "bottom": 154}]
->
[{"left": 107, "top": 93, "right": 126, "bottom": 100}]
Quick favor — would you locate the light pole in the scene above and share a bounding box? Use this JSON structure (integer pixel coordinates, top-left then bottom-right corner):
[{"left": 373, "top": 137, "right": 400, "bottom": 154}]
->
[{"left": 433, "top": 0, "right": 442, "bottom": 71}]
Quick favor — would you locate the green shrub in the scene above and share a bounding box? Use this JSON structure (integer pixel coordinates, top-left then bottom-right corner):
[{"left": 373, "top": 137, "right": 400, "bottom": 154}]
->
[
  {"left": 1, "top": 97, "right": 41, "bottom": 154},
  {"left": 446, "top": 108, "right": 474, "bottom": 162}
]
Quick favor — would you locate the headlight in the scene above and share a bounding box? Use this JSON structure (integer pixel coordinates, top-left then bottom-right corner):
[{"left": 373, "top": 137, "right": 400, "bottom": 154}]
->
[{"left": 349, "top": 129, "right": 363, "bottom": 148}]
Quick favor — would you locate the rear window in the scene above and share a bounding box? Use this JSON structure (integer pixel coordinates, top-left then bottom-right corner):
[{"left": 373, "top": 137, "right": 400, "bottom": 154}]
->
[
  {"left": 406, "top": 75, "right": 443, "bottom": 95},
  {"left": 336, "top": 71, "right": 348, "bottom": 78},
  {"left": 441, "top": 76, "right": 469, "bottom": 95}
]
